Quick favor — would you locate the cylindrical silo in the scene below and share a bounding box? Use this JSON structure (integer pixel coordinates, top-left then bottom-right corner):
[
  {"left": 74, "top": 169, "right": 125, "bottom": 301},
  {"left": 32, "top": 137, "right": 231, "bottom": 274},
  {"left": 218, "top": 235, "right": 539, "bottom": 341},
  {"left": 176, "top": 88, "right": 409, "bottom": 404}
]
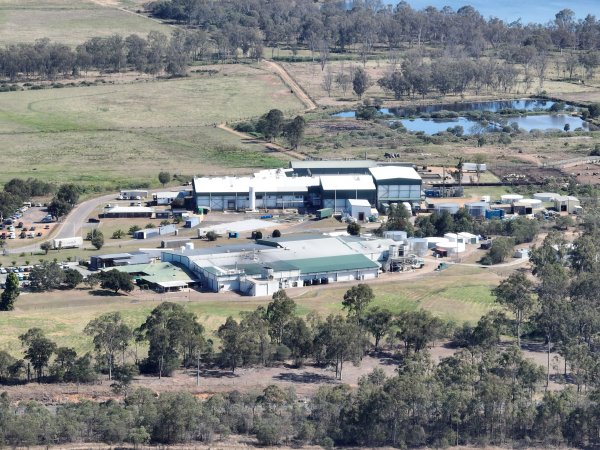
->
[
  {"left": 434, "top": 203, "right": 460, "bottom": 214},
  {"left": 408, "top": 238, "right": 428, "bottom": 256},
  {"left": 533, "top": 192, "right": 560, "bottom": 202},
  {"left": 520, "top": 198, "right": 543, "bottom": 208},
  {"left": 465, "top": 201, "right": 490, "bottom": 218},
  {"left": 501, "top": 194, "right": 524, "bottom": 204}
]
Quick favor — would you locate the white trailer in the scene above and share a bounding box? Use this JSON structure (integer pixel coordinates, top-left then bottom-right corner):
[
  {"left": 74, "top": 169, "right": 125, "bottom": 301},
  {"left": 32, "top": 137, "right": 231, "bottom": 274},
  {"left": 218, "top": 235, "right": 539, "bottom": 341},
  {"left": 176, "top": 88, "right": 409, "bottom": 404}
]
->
[{"left": 53, "top": 236, "right": 83, "bottom": 249}]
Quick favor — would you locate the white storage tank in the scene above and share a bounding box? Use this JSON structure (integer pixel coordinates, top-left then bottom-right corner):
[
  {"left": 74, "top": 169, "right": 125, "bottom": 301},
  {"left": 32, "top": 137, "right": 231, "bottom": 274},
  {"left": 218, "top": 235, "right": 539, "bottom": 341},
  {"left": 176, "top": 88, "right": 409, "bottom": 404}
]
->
[
  {"left": 501, "top": 194, "right": 524, "bottom": 204},
  {"left": 465, "top": 201, "right": 490, "bottom": 218},
  {"left": 534, "top": 192, "right": 560, "bottom": 202},
  {"left": 434, "top": 203, "right": 460, "bottom": 215},
  {"left": 384, "top": 230, "right": 408, "bottom": 241},
  {"left": 408, "top": 238, "right": 429, "bottom": 256},
  {"left": 185, "top": 242, "right": 194, "bottom": 251},
  {"left": 438, "top": 241, "right": 466, "bottom": 254},
  {"left": 425, "top": 237, "right": 450, "bottom": 249},
  {"left": 519, "top": 198, "right": 543, "bottom": 208}
]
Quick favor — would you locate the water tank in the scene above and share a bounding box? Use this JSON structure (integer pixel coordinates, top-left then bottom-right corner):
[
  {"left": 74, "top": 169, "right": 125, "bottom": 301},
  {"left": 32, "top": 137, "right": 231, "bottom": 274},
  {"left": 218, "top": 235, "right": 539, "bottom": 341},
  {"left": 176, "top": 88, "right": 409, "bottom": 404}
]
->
[
  {"left": 434, "top": 203, "right": 460, "bottom": 214},
  {"left": 501, "top": 194, "right": 523, "bottom": 204},
  {"left": 185, "top": 242, "right": 194, "bottom": 251},
  {"left": 180, "top": 246, "right": 186, "bottom": 253},
  {"left": 438, "top": 241, "right": 466, "bottom": 254},
  {"left": 384, "top": 230, "right": 408, "bottom": 241},
  {"left": 408, "top": 238, "right": 428, "bottom": 256},
  {"left": 465, "top": 201, "right": 490, "bottom": 218},
  {"left": 425, "top": 237, "right": 450, "bottom": 249},
  {"left": 389, "top": 245, "right": 399, "bottom": 258},
  {"left": 520, "top": 198, "right": 542, "bottom": 208},
  {"left": 534, "top": 192, "right": 560, "bottom": 202}
]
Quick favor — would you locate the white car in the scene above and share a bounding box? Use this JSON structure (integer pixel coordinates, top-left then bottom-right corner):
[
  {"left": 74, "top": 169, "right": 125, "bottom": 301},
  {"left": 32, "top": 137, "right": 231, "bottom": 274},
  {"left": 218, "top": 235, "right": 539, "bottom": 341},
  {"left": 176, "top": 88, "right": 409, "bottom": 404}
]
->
[{"left": 0, "top": 268, "right": 7, "bottom": 274}]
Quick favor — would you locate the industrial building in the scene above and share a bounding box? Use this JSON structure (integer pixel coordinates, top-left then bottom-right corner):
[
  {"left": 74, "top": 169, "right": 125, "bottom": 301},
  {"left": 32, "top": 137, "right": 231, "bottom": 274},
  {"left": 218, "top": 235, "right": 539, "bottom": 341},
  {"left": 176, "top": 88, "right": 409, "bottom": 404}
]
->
[
  {"left": 158, "top": 234, "right": 426, "bottom": 296},
  {"left": 192, "top": 161, "right": 422, "bottom": 213},
  {"left": 90, "top": 251, "right": 153, "bottom": 270}
]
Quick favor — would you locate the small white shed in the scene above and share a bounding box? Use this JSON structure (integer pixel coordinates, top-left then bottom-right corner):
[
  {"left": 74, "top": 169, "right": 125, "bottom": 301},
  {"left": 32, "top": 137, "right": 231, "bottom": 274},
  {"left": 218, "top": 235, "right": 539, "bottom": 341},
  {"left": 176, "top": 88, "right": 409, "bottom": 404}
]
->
[{"left": 348, "top": 199, "right": 373, "bottom": 221}]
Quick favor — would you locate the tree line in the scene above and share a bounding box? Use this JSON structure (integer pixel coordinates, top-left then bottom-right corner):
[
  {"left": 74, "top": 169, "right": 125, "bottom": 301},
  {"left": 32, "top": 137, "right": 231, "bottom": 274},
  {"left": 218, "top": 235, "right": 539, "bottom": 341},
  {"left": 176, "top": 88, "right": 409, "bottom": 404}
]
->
[
  {"left": 150, "top": 1, "right": 600, "bottom": 59},
  {"left": 1, "top": 318, "right": 599, "bottom": 447},
  {"left": 0, "top": 30, "right": 207, "bottom": 81}
]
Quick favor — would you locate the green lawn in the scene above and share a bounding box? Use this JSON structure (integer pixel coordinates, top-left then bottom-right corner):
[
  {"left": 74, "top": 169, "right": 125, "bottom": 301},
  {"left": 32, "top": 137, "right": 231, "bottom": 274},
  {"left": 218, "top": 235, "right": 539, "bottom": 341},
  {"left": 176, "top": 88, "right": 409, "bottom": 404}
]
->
[
  {"left": 0, "top": 265, "right": 500, "bottom": 357},
  {"left": 0, "top": 0, "right": 171, "bottom": 45},
  {"left": 0, "top": 66, "right": 303, "bottom": 187}
]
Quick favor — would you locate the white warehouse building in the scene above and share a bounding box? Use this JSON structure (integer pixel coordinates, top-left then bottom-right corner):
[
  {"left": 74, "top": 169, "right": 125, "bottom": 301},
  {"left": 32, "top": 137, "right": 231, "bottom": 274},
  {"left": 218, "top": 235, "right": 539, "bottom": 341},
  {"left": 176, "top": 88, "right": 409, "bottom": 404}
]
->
[{"left": 192, "top": 161, "right": 422, "bottom": 212}]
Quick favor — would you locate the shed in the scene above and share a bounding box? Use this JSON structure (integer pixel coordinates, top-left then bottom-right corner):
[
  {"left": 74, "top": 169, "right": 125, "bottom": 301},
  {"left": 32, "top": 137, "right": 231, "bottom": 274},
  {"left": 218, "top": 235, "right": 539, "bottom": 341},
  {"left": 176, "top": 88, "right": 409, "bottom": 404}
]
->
[
  {"left": 444, "top": 233, "right": 465, "bottom": 244},
  {"left": 554, "top": 196, "right": 580, "bottom": 213},
  {"left": 184, "top": 217, "right": 201, "bottom": 228},
  {"left": 458, "top": 232, "right": 479, "bottom": 245},
  {"left": 347, "top": 199, "right": 373, "bottom": 221}
]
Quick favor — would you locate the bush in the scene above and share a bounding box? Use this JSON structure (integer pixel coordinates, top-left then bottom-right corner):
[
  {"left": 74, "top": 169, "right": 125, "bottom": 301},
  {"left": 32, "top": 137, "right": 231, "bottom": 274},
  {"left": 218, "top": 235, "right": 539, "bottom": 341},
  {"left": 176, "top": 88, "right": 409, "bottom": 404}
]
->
[
  {"left": 206, "top": 231, "right": 218, "bottom": 241},
  {"left": 347, "top": 222, "right": 361, "bottom": 236},
  {"left": 274, "top": 344, "right": 291, "bottom": 361},
  {"left": 272, "top": 229, "right": 281, "bottom": 238},
  {"left": 251, "top": 230, "right": 263, "bottom": 240}
]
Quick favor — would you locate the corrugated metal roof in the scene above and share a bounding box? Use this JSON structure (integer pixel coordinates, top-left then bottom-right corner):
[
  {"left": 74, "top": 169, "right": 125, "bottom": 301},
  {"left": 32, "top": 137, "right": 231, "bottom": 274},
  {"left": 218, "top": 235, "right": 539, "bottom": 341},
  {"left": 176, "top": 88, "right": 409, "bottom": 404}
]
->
[
  {"left": 290, "top": 254, "right": 380, "bottom": 274},
  {"left": 369, "top": 166, "right": 421, "bottom": 181},
  {"left": 320, "top": 175, "right": 375, "bottom": 191},
  {"left": 194, "top": 175, "right": 318, "bottom": 194},
  {"left": 290, "top": 160, "right": 378, "bottom": 169}
]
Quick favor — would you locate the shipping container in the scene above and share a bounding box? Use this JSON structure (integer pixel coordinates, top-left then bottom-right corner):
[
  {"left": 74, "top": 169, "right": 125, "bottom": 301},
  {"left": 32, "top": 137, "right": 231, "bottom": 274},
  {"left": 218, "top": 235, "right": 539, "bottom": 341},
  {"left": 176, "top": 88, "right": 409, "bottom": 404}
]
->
[{"left": 316, "top": 208, "right": 333, "bottom": 219}]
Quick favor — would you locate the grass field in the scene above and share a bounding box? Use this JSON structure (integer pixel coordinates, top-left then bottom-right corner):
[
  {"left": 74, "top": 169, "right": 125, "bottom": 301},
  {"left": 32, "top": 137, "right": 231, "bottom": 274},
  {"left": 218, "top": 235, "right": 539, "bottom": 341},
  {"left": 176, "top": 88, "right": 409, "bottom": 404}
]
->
[
  {"left": 0, "top": 0, "right": 171, "bottom": 45},
  {"left": 0, "top": 265, "right": 500, "bottom": 357},
  {"left": 0, "top": 65, "right": 304, "bottom": 187}
]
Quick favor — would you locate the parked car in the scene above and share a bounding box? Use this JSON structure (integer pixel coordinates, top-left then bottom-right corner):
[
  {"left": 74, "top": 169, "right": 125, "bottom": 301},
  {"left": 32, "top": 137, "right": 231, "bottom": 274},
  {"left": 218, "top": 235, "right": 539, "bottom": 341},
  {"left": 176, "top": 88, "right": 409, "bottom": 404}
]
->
[
  {"left": 44, "top": 225, "right": 50, "bottom": 229},
  {"left": 16, "top": 222, "right": 23, "bottom": 228},
  {"left": 19, "top": 231, "right": 26, "bottom": 238},
  {"left": 36, "top": 232, "right": 42, "bottom": 237},
  {"left": 0, "top": 268, "right": 6, "bottom": 274}
]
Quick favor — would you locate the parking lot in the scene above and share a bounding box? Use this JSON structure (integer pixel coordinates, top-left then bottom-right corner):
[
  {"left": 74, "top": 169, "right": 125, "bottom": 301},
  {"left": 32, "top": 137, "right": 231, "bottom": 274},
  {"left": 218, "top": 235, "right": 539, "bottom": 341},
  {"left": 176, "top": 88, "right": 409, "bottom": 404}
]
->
[{"left": 1, "top": 204, "right": 57, "bottom": 244}]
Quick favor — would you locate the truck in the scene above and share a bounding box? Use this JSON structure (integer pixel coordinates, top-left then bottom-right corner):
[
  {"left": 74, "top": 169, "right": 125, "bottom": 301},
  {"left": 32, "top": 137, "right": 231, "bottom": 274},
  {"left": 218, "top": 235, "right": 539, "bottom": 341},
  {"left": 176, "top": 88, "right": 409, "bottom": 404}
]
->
[
  {"left": 316, "top": 208, "right": 333, "bottom": 220},
  {"left": 52, "top": 237, "right": 83, "bottom": 249}
]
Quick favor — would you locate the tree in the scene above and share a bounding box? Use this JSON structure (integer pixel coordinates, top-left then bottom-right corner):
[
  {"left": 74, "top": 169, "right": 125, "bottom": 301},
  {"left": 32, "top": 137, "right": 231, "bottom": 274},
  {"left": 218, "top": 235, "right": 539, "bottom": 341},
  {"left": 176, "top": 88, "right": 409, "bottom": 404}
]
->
[
  {"left": 85, "top": 273, "right": 101, "bottom": 290},
  {"left": 272, "top": 229, "right": 281, "bottom": 238},
  {"left": 347, "top": 222, "right": 361, "bottom": 236},
  {"left": 257, "top": 109, "right": 284, "bottom": 141},
  {"left": 55, "top": 184, "right": 80, "bottom": 206},
  {"left": 342, "top": 284, "right": 374, "bottom": 323},
  {"left": 284, "top": 116, "right": 306, "bottom": 150},
  {"left": 100, "top": 269, "right": 134, "bottom": 294},
  {"left": 19, "top": 328, "right": 57, "bottom": 382},
  {"left": 352, "top": 67, "right": 370, "bottom": 99},
  {"left": 91, "top": 230, "right": 104, "bottom": 250},
  {"left": 47, "top": 198, "right": 72, "bottom": 219},
  {"left": 379, "top": 203, "right": 414, "bottom": 236},
  {"left": 28, "top": 261, "right": 65, "bottom": 292},
  {"left": 486, "top": 237, "right": 514, "bottom": 264},
  {"left": 363, "top": 307, "right": 393, "bottom": 349},
  {"left": 205, "top": 231, "right": 218, "bottom": 241},
  {"left": 492, "top": 272, "right": 536, "bottom": 347},
  {"left": 266, "top": 290, "right": 296, "bottom": 344},
  {"left": 0, "top": 272, "right": 19, "bottom": 311},
  {"left": 138, "top": 303, "right": 202, "bottom": 378},
  {"left": 158, "top": 171, "right": 171, "bottom": 187},
  {"left": 63, "top": 268, "right": 83, "bottom": 289},
  {"left": 40, "top": 241, "right": 52, "bottom": 255},
  {"left": 314, "top": 315, "right": 365, "bottom": 379},
  {"left": 217, "top": 316, "right": 244, "bottom": 373},
  {"left": 84, "top": 312, "right": 132, "bottom": 380}
]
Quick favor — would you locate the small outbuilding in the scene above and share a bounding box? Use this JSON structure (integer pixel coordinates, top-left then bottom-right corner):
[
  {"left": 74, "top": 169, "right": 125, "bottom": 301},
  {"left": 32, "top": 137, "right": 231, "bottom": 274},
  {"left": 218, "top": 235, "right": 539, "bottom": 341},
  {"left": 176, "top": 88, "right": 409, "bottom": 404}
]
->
[
  {"left": 554, "top": 196, "right": 580, "bottom": 214},
  {"left": 347, "top": 199, "right": 373, "bottom": 221}
]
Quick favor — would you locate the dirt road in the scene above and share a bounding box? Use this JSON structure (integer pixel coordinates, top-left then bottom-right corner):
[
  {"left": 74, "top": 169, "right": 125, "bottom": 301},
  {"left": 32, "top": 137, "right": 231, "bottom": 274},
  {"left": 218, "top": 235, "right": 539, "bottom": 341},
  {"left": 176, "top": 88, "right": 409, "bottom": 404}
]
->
[
  {"left": 263, "top": 60, "right": 317, "bottom": 111},
  {"left": 217, "top": 123, "right": 305, "bottom": 160}
]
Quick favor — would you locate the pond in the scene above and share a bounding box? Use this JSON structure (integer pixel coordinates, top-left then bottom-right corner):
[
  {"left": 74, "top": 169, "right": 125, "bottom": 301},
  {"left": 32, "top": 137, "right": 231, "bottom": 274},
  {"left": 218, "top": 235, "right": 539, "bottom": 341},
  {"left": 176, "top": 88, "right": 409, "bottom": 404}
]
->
[
  {"left": 333, "top": 98, "right": 587, "bottom": 135},
  {"left": 397, "top": 115, "right": 589, "bottom": 136}
]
